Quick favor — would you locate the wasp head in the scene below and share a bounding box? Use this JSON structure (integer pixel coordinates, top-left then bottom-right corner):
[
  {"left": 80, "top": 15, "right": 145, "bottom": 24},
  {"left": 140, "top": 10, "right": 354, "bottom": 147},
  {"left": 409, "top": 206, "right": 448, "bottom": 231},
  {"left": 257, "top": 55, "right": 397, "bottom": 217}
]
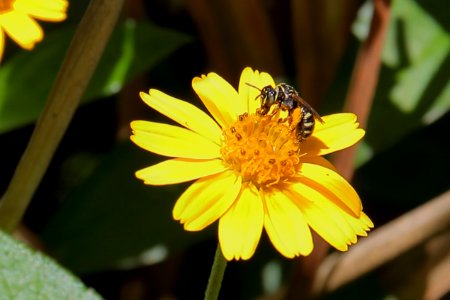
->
[{"left": 246, "top": 83, "right": 278, "bottom": 115}]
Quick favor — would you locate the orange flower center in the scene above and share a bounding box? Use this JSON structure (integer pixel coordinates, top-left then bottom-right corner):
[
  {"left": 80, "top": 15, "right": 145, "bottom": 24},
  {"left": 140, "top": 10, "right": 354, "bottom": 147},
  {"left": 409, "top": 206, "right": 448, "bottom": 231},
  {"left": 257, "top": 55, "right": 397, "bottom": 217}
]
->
[
  {"left": 0, "top": 0, "right": 13, "bottom": 12},
  {"left": 221, "top": 112, "right": 301, "bottom": 187}
]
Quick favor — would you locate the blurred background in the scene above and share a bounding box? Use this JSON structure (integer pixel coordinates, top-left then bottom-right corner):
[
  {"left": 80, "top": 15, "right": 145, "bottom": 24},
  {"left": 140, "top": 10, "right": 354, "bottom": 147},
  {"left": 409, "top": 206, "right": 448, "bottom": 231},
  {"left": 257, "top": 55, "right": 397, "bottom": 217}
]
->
[{"left": 0, "top": 0, "right": 449, "bottom": 299}]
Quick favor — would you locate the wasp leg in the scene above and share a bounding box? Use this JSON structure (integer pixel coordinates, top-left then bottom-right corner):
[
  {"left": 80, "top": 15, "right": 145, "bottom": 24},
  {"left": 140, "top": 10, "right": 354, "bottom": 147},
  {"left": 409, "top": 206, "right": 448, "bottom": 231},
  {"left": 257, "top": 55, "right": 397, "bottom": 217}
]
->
[
  {"left": 257, "top": 106, "right": 271, "bottom": 115},
  {"left": 269, "top": 106, "right": 280, "bottom": 116},
  {"left": 288, "top": 107, "right": 302, "bottom": 131}
]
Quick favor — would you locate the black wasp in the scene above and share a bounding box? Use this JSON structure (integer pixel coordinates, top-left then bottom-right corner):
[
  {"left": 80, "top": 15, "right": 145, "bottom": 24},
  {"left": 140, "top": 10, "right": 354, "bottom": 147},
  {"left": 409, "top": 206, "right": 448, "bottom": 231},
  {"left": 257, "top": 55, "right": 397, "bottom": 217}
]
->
[{"left": 247, "top": 83, "right": 324, "bottom": 141}]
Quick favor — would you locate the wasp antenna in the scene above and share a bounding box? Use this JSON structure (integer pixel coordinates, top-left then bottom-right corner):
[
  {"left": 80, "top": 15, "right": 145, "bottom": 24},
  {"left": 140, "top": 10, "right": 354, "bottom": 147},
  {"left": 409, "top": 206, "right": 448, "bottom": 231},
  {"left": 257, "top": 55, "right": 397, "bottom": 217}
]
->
[
  {"left": 245, "top": 82, "right": 261, "bottom": 91},
  {"left": 246, "top": 83, "right": 263, "bottom": 100}
]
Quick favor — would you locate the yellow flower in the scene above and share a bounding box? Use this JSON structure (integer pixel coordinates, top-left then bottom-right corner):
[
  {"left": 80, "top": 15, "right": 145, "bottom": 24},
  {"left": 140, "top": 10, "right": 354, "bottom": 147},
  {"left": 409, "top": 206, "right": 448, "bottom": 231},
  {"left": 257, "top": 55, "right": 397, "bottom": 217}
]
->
[
  {"left": 131, "top": 67, "right": 373, "bottom": 260},
  {"left": 0, "top": 0, "right": 68, "bottom": 61}
]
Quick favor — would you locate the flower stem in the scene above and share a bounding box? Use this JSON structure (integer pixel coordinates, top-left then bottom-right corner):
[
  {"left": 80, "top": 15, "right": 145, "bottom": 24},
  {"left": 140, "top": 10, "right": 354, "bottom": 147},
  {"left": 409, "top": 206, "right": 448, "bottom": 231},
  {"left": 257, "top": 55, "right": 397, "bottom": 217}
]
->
[
  {"left": 204, "top": 244, "right": 227, "bottom": 300},
  {"left": 0, "top": 0, "right": 124, "bottom": 232}
]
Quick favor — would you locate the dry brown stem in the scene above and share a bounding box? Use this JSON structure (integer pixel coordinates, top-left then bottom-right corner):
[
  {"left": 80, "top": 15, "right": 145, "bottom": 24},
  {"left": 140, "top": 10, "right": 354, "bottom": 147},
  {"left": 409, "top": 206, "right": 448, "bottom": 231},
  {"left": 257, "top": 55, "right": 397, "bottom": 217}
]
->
[
  {"left": 333, "top": 0, "right": 392, "bottom": 180},
  {"left": 312, "top": 189, "right": 450, "bottom": 296}
]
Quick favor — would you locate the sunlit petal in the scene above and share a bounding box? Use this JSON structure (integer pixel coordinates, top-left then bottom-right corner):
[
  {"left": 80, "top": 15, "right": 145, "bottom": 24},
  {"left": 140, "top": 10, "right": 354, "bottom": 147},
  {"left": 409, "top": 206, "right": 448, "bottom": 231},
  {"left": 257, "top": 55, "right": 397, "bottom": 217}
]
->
[
  {"left": 238, "top": 67, "right": 275, "bottom": 113},
  {"left": 131, "top": 121, "right": 221, "bottom": 159},
  {"left": 300, "top": 156, "right": 338, "bottom": 172},
  {"left": 140, "top": 90, "right": 222, "bottom": 145},
  {"left": 219, "top": 183, "right": 264, "bottom": 260},
  {"left": 192, "top": 72, "right": 244, "bottom": 128},
  {"left": 302, "top": 113, "right": 365, "bottom": 156},
  {"left": 136, "top": 158, "right": 227, "bottom": 185},
  {"left": 345, "top": 212, "right": 374, "bottom": 237},
  {"left": 0, "top": 11, "right": 42, "bottom": 49},
  {"left": 263, "top": 189, "right": 313, "bottom": 257},
  {"left": 287, "top": 190, "right": 349, "bottom": 250},
  {"left": 298, "top": 163, "right": 362, "bottom": 217},
  {"left": 0, "top": 29, "right": 4, "bottom": 62},
  {"left": 288, "top": 182, "right": 371, "bottom": 250},
  {"left": 15, "top": 0, "right": 68, "bottom": 21},
  {"left": 362, "top": 212, "right": 374, "bottom": 228},
  {"left": 173, "top": 171, "right": 241, "bottom": 231}
]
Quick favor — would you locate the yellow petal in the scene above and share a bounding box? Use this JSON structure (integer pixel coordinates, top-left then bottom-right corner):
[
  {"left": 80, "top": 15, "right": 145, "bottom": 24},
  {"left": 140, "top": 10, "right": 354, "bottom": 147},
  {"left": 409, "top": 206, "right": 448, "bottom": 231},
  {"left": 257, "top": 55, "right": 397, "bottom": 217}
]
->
[
  {"left": 173, "top": 171, "right": 241, "bottom": 231},
  {"left": 219, "top": 183, "right": 264, "bottom": 260},
  {"left": 300, "top": 156, "right": 338, "bottom": 172},
  {"left": 362, "top": 212, "right": 374, "bottom": 228},
  {"left": 140, "top": 90, "right": 222, "bottom": 145},
  {"left": 345, "top": 211, "right": 374, "bottom": 237},
  {"left": 238, "top": 67, "right": 275, "bottom": 114},
  {"left": 288, "top": 182, "right": 370, "bottom": 251},
  {"left": 263, "top": 189, "right": 313, "bottom": 258},
  {"left": 0, "top": 29, "right": 4, "bottom": 62},
  {"left": 130, "top": 120, "right": 221, "bottom": 159},
  {"left": 192, "top": 72, "right": 244, "bottom": 128},
  {"left": 135, "top": 158, "right": 227, "bottom": 185},
  {"left": 298, "top": 163, "right": 362, "bottom": 217},
  {"left": 302, "top": 113, "right": 365, "bottom": 157},
  {"left": 15, "top": 0, "right": 68, "bottom": 21},
  {"left": 0, "top": 11, "right": 42, "bottom": 49}
]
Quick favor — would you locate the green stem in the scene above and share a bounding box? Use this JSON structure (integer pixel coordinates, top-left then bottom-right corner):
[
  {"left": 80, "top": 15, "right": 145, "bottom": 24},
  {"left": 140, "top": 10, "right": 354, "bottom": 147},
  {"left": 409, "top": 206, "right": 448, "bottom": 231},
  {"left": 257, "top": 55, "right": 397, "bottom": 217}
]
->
[
  {"left": 204, "top": 244, "right": 228, "bottom": 300},
  {"left": 0, "top": 0, "right": 124, "bottom": 232}
]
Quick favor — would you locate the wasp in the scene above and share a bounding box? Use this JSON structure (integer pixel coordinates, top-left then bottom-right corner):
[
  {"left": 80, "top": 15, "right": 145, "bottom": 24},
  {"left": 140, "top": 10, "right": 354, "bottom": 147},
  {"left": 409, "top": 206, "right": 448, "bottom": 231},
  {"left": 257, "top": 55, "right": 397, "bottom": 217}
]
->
[{"left": 247, "top": 83, "right": 324, "bottom": 141}]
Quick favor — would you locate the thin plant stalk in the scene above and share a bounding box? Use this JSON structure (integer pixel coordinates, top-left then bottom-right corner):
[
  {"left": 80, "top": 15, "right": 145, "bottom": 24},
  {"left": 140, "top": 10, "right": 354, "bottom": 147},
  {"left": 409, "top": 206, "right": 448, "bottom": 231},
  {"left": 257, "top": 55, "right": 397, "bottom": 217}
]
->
[
  {"left": 204, "top": 244, "right": 228, "bottom": 300},
  {"left": 0, "top": 0, "right": 124, "bottom": 232}
]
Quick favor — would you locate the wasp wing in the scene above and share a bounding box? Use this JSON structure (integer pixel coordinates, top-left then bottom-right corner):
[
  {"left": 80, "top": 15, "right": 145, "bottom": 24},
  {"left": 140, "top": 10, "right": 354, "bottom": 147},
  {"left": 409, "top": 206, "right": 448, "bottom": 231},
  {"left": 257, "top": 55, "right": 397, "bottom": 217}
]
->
[{"left": 291, "top": 94, "right": 324, "bottom": 123}]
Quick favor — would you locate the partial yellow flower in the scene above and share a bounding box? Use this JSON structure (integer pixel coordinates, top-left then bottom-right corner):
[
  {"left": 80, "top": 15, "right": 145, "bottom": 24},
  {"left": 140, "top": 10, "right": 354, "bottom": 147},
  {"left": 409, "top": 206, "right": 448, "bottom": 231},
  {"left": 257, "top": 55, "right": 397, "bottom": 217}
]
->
[
  {"left": 0, "top": 0, "right": 68, "bottom": 61},
  {"left": 131, "top": 67, "right": 373, "bottom": 260}
]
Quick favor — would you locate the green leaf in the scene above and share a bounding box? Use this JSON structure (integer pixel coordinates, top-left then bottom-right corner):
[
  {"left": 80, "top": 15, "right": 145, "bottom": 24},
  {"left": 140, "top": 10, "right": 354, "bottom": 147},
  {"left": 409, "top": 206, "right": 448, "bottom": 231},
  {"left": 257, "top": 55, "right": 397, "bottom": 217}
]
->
[
  {"left": 0, "top": 20, "right": 191, "bottom": 133},
  {"left": 42, "top": 143, "right": 214, "bottom": 274},
  {"left": 0, "top": 230, "right": 102, "bottom": 299},
  {"left": 384, "top": 0, "right": 450, "bottom": 118},
  {"left": 345, "top": 0, "right": 450, "bottom": 155}
]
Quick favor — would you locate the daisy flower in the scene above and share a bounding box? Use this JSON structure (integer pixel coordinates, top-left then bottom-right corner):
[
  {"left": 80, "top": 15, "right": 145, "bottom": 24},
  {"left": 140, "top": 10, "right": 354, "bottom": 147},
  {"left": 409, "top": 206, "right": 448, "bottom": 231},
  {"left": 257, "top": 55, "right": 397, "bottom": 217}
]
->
[
  {"left": 0, "top": 0, "right": 68, "bottom": 61},
  {"left": 131, "top": 67, "right": 373, "bottom": 260}
]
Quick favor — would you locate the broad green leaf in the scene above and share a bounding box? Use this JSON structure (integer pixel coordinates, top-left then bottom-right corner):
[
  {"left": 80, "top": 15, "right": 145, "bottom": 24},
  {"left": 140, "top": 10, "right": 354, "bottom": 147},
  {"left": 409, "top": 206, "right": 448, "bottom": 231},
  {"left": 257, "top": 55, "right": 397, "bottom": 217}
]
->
[
  {"left": 0, "top": 20, "right": 191, "bottom": 133},
  {"left": 347, "top": 0, "right": 450, "bottom": 156},
  {"left": 42, "top": 143, "right": 214, "bottom": 274},
  {"left": 0, "top": 230, "right": 101, "bottom": 299},
  {"left": 384, "top": 0, "right": 450, "bottom": 120}
]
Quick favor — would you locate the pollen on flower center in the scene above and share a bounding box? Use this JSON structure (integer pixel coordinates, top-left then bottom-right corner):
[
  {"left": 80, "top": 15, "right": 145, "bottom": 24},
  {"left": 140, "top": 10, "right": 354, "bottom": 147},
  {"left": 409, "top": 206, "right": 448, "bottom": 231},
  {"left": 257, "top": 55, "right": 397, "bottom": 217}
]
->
[
  {"left": 221, "top": 112, "right": 301, "bottom": 187},
  {"left": 0, "top": 1, "right": 12, "bottom": 11}
]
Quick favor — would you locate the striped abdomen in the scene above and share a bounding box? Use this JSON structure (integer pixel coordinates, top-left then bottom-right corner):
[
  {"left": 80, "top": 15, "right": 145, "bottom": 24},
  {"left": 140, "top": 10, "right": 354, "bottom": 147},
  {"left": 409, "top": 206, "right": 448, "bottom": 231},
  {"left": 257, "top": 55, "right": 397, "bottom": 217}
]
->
[{"left": 296, "top": 107, "right": 315, "bottom": 141}]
